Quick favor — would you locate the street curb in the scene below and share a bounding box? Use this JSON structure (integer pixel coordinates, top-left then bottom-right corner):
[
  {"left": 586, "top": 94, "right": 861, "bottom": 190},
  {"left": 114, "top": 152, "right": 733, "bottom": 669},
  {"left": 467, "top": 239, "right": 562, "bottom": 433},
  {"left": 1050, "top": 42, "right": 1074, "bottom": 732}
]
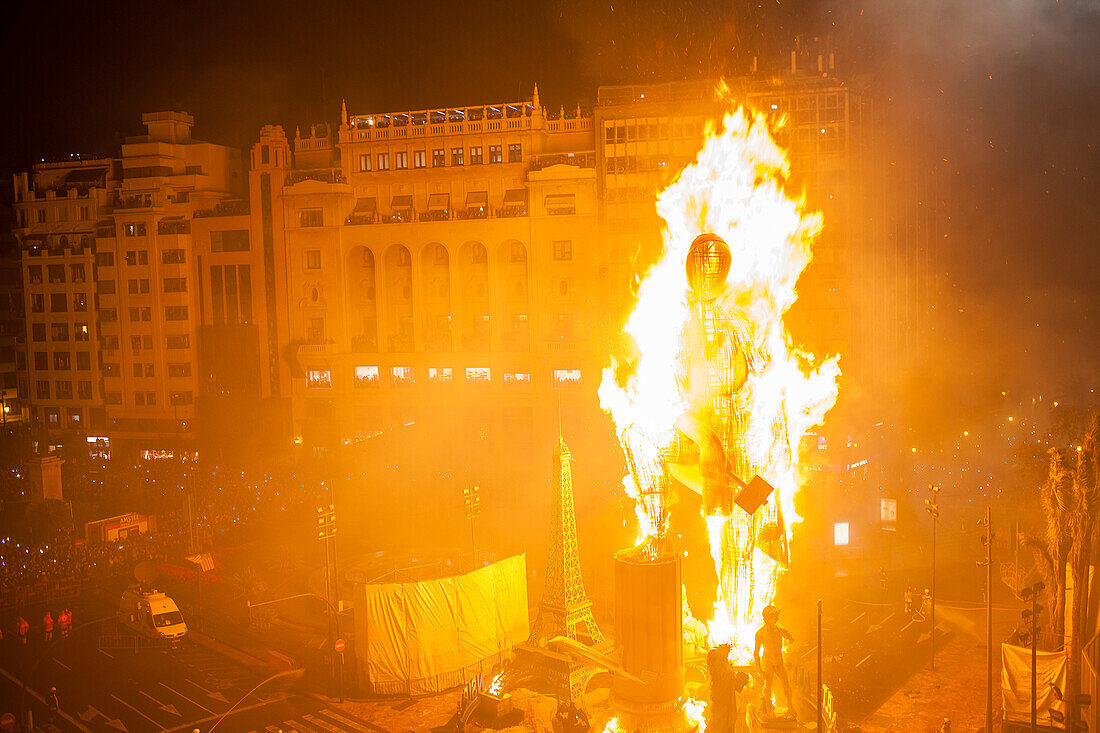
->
[{"left": 188, "top": 629, "right": 271, "bottom": 672}]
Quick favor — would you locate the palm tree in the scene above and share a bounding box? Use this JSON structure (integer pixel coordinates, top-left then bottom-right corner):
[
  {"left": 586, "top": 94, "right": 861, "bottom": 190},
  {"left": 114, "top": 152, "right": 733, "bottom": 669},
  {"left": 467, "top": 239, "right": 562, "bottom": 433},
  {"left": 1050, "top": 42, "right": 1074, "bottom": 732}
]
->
[
  {"left": 1067, "top": 414, "right": 1100, "bottom": 723},
  {"left": 1025, "top": 447, "right": 1076, "bottom": 646}
]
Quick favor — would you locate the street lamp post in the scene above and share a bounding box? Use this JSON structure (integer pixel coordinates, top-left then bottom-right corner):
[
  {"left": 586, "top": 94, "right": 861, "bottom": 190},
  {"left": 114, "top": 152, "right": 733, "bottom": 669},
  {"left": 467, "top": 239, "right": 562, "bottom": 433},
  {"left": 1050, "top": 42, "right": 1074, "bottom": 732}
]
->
[
  {"left": 978, "top": 506, "right": 993, "bottom": 733},
  {"left": 925, "top": 484, "right": 940, "bottom": 671},
  {"left": 463, "top": 484, "right": 481, "bottom": 568},
  {"left": 1021, "top": 580, "right": 1046, "bottom": 733},
  {"left": 316, "top": 501, "right": 341, "bottom": 702}
]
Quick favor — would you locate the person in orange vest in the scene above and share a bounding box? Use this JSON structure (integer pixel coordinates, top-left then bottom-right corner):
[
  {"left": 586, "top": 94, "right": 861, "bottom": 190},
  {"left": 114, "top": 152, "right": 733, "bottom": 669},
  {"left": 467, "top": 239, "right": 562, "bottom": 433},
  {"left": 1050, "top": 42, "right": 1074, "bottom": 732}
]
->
[
  {"left": 43, "top": 611, "right": 54, "bottom": 642},
  {"left": 58, "top": 608, "right": 72, "bottom": 638},
  {"left": 17, "top": 616, "right": 29, "bottom": 644}
]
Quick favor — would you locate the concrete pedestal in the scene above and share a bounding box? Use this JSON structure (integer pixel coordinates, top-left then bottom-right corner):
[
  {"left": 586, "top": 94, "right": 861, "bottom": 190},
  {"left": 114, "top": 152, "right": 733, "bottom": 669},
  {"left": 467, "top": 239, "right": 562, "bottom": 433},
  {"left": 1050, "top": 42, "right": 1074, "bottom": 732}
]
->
[{"left": 27, "top": 454, "right": 64, "bottom": 501}]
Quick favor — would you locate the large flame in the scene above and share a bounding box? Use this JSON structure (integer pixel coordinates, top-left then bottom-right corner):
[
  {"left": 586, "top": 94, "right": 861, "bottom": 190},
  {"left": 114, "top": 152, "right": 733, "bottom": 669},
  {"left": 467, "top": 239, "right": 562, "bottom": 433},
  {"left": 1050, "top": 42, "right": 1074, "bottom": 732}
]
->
[{"left": 599, "top": 94, "right": 840, "bottom": 660}]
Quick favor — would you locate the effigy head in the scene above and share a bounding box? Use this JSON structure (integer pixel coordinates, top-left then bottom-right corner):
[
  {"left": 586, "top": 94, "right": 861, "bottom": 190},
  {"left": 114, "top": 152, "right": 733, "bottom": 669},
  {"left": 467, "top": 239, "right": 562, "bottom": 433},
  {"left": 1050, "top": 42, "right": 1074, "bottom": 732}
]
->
[{"left": 686, "top": 233, "right": 731, "bottom": 300}]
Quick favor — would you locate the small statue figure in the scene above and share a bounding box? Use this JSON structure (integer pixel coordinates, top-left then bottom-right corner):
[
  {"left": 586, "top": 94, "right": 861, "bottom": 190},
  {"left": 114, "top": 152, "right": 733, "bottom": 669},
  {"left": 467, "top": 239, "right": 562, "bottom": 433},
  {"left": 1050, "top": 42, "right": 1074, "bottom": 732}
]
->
[{"left": 754, "top": 605, "right": 794, "bottom": 718}]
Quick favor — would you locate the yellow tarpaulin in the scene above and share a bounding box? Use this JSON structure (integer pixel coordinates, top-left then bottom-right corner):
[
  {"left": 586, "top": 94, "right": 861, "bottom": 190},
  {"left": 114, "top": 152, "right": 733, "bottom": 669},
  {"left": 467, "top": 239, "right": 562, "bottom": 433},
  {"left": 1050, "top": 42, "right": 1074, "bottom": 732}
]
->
[
  {"left": 1001, "top": 642, "right": 1067, "bottom": 728},
  {"left": 355, "top": 554, "right": 529, "bottom": 694}
]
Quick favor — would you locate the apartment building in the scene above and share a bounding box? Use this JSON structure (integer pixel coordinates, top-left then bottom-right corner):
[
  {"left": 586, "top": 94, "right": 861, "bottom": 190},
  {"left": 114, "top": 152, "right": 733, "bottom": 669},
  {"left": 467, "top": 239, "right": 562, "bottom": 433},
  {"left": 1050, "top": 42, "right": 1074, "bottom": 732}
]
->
[{"left": 12, "top": 112, "right": 243, "bottom": 457}]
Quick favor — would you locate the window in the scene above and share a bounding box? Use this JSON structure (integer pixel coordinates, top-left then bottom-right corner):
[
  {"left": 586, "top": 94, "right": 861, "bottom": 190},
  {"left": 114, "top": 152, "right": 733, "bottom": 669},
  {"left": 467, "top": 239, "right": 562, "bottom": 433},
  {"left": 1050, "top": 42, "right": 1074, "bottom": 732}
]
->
[
  {"left": 428, "top": 367, "right": 453, "bottom": 384},
  {"left": 359, "top": 153, "right": 371, "bottom": 172},
  {"left": 133, "top": 363, "right": 145, "bottom": 378},
  {"left": 105, "top": 392, "right": 122, "bottom": 405},
  {"left": 469, "top": 147, "right": 483, "bottom": 165},
  {"left": 74, "top": 323, "right": 89, "bottom": 342},
  {"left": 552, "top": 369, "right": 582, "bottom": 389},
  {"left": 129, "top": 307, "right": 141, "bottom": 322},
  {"left": 55, "top": 381, "right": 72, "bottom": 400},
  {"left": 28, "top": 265, "right": 42, "bottom": 284},
  {"left": 489, "top": 145, "right": 502, "bottom": 163},
  {"left": 306, "top": 250, "right": 322, "bottom": 269},
  {"left": 76, "top": 352, "right": 90, "bottom": 370},
  {"left": 31, "top": 294, "right": 43, "bottom": 313},
  {"left": 134, "top": 392, "right": 144, "bottom": 406},
  {"left": 131, "top": 336, "right": 143, "bottom": 350},
  {"left": 169, "top": 391, "right": 192, "bottom": 405},
  {"left": 48, "top": 265, "right": 65, "bottom": 283},
  {"left": 56, "top": 208, "right": 68, "bottom": 222},
  {"left": 545, "top": 194, "right": 576, "bottom": 215},
  {"left": 164, "top": 277, "right": 187, "bottom": 293},
  {"left": 391, "top": 366, "right": 414, "bottom": 386},
  {"left": 353, "top": 365, "right": 379, "bottom": 387},
  {"left": 395, "top": 151, "right": 408, "bottom": 170},
  {"left": 451, "top": 147, "right": 464, "bottom": 166},
  {"left": 166, "top": 334, "right": 190, "bottom": 349},
  {"left": 124, "top": 222, "right": 147, "bottom": 237},
  {"left": 95, "top": 252, "right": 115, "bottom": 266},
  {"left": 102, "top": 363, "right": 120, "bottom": 377},
  {"left": 377, "top": 153, "right": 389, "bottom": 171},
  {"left": 73, "top": 292, "right": 87, "bottom": 312},
  {"left": 125, "top": 250, "right": 149, "bottom": 266},
  {"left": 300, "top": 208, "right": 323, "bottom": 227},
  {"left": 78, "top": 381, "right": 92, "bottom": 400},
  {"left": 210, "top": 230, "right": 249, "bottom": 252},
  {"left": 51, "top": 324, "right": 68, "bottom": 341},
  {"left": 307, "top": 369, "right": 332, "bottom": 388},
  {"left": 34, "top": 352, "right": 47, "bottom": 370},
  {"left": 162, "top": 249, "right": 185, "bottom": 264},
  {"left": 307, "top": 317, "right": 325, "bottom": 343},
  {"left": 50, "top": 293, "right": 66, "bottom": 312},
  {"left": 99, "top": 308, "right": 117, "bottom": 322},
  {"left": 32, "top": 323, "right": 46, "bottom": 342},
  {"left": 504, "top": 371, "right": 531, "bottom": 387},
  {"left": 36, "top": 380, "right": 49, "bottom": 399},
  {"left": 833, "top": 522, "right": 850, "bottom": 546},
  {"left": 71, "top": 264, "right": 86, "bottom": 282},
  {"left": 432, "top": 149, "right": 445, "bottom": 167},
  {"left": 98, "top": 280, "right": 116, "bottom": 295},
  {"left": 466, "top": 367, "right": 491, "bottom": 384},
  {"left": 164, "top": 306, "right": 188, "bottom": 321},
  {"left": 101, "top": 335, "right": 119, "bottom": 350},
  {"left": 37, "top": 209, "right": 46, "bottom": 224},
  {"left": 508, "top": 143, "right": 522, "bottom": 162},
  {"left": 413, "top": 150, "right": 427, "bottom": 169},
  {"left": 168, "top": 363, "right": 191, "bottom": 377}
]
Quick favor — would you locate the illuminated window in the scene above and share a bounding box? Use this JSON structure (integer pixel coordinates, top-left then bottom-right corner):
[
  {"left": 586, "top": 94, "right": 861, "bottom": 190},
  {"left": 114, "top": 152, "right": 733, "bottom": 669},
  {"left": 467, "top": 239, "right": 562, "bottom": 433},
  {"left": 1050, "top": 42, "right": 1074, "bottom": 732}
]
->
[
  {"left": 377, "top": 152, "right": 389, "bottom": 171},
  {"left": 428, "top": 367, "right": 453, "bottom": 384},
  {"left": 307, "top": 369, "right": 332, "bottom": 388},
  {"left": 391, "top": 366, "right": 414, "bottom": 386},
  {"left": 508, "top": 143, "right": 522, "bottom": 162},
  {"left": 552, "top": 369, "right": 581, "bottom": 389},
  {"left": 466, "top": 367, "right": 490, "bottom": 384},
  {"left": 451, "top": 147, "right": 464, "bottom": 166},
  {"left": 432, "top": 149, "right": 445, "bottom": 167},
  {"left": 395, "top": 151, "right": 408, "bottom": 170},
  {"left": 503, "top": 372, "right": 530, "bottom": 387},
  {"left": 488, "top": 145, "right": 502, "bottom": 163},
  {"left": 469, "top": 146, "right": 483, "bottom": 165},
  {"left": 413, "top": 150, "right": 427, "bottom": 169},
  {"left": 833, "top": 522, "right": 849, "bottom": 546},
  {"left": 359, "top": 153, "right": 371, "bottom": 172},
  {"left": 354, "top": 365, "right": 379, "bottom": 387}
]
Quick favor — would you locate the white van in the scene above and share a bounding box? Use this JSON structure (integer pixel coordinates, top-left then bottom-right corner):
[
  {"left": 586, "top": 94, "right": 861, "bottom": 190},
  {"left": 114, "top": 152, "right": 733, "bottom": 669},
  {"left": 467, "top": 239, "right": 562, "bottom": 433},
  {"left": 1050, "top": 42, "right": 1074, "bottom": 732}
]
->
[{"left": 119, "top": 587, "right": 187, "bottom": 641}]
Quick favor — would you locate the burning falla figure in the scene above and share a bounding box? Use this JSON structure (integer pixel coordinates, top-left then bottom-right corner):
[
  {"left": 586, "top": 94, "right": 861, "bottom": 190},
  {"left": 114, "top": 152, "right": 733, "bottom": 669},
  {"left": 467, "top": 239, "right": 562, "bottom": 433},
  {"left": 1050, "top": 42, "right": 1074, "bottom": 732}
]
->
[{"left": 666, "top": 233, "right": 792, "bottom": 654}]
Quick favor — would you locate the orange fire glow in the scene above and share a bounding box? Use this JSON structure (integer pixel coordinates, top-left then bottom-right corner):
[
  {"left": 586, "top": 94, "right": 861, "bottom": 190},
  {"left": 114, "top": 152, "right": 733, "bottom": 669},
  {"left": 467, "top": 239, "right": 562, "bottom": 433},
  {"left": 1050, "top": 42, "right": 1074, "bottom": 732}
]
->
[{"left": 599, "top": 88, "right": 840, "bottom": 661}]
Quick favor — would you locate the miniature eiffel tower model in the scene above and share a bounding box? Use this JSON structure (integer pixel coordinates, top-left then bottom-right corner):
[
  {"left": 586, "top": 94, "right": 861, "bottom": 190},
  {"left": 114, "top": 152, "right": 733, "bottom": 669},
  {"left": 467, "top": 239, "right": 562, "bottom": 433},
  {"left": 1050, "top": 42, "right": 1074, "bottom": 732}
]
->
[
  {"left": 529, "top": 437, "right": 605, "bottom": 646},
  {"left": 509, "top": 435, "right": 606, "bottom": 701}
]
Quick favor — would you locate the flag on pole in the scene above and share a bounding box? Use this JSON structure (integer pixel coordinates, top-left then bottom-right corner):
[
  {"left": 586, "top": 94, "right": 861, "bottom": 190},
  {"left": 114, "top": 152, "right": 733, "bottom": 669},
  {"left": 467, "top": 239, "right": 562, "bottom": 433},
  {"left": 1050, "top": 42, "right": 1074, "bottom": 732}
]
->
[{"left": 186, "top": 553, "right": 215, "bottom": 572}]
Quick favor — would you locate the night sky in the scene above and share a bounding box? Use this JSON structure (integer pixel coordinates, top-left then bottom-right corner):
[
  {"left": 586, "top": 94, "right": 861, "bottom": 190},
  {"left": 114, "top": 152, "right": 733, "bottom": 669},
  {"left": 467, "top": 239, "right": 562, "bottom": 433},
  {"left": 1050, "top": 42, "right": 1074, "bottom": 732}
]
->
[{"left": 1, "top": 0, "right": 1096, "bottom": 430}]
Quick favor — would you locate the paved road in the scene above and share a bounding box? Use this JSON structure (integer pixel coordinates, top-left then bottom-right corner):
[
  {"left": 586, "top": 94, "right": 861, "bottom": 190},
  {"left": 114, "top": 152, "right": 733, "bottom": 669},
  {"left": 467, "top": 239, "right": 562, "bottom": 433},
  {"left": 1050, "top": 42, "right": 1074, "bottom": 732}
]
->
[
  {"left": 0, "top": 595, "right": 373, "bottom": 733},
  {"left": 798, "top": 599, "right": 951, "bottom": 721}
]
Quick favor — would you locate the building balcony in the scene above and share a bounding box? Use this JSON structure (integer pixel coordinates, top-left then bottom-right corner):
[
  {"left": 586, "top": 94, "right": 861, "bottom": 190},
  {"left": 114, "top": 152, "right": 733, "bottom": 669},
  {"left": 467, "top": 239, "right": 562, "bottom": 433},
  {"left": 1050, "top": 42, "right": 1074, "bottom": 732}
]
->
[
  {"left": 528, "top": 152, "right": 597, "bottom": 171},
  {"left": 284, "top": 169, "right": 347, "bottom": 186},
  {"left": 193, "top": 200, "right": 249, "bottom": 218},
  {"left": 343, "top": 205, "right": 527, "bottom": 227}
]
